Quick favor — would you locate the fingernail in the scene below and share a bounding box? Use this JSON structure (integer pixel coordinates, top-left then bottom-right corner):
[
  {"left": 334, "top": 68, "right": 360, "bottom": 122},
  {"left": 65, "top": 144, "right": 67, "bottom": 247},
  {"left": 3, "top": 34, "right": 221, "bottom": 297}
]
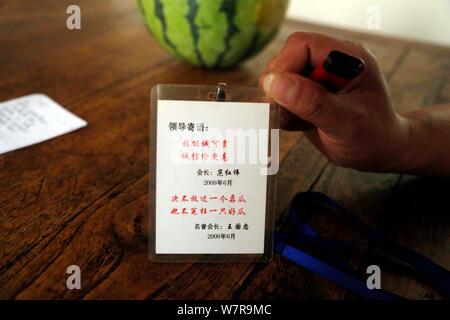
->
[{"left": 263, "top": 73, "right": 298, "bottom": 104}]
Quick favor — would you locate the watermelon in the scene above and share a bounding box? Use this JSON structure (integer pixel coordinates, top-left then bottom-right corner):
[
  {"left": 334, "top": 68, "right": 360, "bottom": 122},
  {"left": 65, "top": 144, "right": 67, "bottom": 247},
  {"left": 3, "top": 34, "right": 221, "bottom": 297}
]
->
[{"left": 138, "top": 0, "right": 289, "bottom": 68}]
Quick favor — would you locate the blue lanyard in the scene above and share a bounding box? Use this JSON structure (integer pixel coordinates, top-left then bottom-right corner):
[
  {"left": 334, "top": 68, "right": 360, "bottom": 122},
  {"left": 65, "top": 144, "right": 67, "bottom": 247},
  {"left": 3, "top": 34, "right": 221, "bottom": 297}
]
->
[{"left": 274, "top": 191, "right": 450, "bottom": 300}]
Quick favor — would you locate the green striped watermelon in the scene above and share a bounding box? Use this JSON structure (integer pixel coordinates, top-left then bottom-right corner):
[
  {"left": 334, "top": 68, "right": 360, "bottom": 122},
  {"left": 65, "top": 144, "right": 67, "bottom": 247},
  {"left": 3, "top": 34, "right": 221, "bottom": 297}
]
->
[{"left": 138, "top": 0, "right": 289, "bottom": 68}]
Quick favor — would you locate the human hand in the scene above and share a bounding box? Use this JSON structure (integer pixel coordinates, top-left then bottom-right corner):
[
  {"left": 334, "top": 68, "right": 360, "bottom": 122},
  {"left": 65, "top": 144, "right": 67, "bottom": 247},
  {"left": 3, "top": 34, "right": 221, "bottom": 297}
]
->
[{"left": 260, "top": 32, "right": 411, "bottom": 172}]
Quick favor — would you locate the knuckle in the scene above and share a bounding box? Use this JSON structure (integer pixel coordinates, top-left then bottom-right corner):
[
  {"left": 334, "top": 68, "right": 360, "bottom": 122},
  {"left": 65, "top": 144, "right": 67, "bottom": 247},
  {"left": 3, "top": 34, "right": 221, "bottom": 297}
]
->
[
  {"left": 348, "top": 40, "right": 376, "bottom": 64},
  {"left": 297, "top": 85, "right": 325, "bottom": 119},
  {"left": 351, "top": 40, "right": 369, "bottom": 53},
  {"left": 286, "top": 31, "right": 308, "bottom": 45},
  {"left": 351, "top": 40, "right": 366, "bottom": 50},
  {"left": 267, "top": 55, "right": 278, "bottom": 70},
  {"left": 258, "top": 75, "right": 265, "bottom": 88}
]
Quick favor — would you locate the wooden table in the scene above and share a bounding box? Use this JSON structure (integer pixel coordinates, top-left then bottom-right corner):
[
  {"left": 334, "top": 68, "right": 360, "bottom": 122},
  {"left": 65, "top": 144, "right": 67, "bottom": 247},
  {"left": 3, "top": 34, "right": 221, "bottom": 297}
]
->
[{"left": 1, "top": 0, "right": 449, "bottom": 300}]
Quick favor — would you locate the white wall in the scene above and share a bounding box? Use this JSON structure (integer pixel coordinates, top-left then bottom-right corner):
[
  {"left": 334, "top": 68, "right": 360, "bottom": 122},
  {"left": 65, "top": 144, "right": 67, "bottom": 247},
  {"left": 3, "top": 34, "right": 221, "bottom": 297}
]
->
[{"left": 287, "top": 0, "right": 450, "bottom": 47}]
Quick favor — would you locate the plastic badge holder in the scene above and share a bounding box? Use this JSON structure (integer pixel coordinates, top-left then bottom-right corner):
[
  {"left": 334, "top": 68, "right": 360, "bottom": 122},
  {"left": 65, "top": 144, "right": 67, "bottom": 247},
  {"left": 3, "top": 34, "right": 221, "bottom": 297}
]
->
[{"left": 149, "top": 83, "right": 279, "bottom": 263}]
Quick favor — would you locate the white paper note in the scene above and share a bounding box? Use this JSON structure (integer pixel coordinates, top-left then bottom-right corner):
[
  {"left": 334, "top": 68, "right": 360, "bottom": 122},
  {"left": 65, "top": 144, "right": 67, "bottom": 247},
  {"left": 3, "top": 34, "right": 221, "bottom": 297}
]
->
[
  {"left": 0, "top": 94, "right": 87, "bottom": 155},
  {"left": 155, "top": 100, "right": 270, "bottom": 254}
]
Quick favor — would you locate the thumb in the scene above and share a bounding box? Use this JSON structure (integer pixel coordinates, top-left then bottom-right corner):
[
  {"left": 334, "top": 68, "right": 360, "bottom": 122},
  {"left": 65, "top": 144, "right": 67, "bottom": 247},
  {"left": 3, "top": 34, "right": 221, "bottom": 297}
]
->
[{"left": 263, "top": 72, "right": 345, "bottom": 130}]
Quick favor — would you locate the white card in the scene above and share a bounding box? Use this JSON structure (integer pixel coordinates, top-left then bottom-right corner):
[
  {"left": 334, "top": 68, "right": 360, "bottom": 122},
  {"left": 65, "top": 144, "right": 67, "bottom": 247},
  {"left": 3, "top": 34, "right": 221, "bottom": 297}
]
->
[
  {"left": 0, "top": 94, "right": 87, "bottom": 155},
  {"left": 155, "top": 100, "right": 270, "bottom": 254}
]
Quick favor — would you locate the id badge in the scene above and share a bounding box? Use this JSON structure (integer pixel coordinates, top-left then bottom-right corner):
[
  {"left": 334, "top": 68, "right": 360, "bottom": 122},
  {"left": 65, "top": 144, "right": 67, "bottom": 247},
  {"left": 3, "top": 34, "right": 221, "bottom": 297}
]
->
[{"left": 149, "top": 83, "right": 279, "bottom": 262}]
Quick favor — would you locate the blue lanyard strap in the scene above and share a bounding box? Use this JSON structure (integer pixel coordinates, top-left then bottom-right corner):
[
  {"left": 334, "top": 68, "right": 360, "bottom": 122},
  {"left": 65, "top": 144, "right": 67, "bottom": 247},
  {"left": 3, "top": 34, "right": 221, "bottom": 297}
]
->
[{"left": 274, "top": 191, "right": 450, "bottom": 299}]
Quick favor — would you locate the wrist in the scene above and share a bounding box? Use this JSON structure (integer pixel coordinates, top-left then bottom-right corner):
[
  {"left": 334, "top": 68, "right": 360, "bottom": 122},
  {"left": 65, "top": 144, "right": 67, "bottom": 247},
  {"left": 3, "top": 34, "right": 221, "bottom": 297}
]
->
[
  {"left": 382, "top": 114, "right": 415, "bottom": 173},
  {"left": 394, "top": 114, "right": 436, "bottom": 175}
]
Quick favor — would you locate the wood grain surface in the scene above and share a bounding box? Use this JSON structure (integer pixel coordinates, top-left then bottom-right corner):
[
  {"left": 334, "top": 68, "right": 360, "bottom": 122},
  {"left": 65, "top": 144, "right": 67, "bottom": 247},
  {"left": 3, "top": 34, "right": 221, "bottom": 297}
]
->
[{"left": 1, "top": 0, "right": 449, "bottom": 300}]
